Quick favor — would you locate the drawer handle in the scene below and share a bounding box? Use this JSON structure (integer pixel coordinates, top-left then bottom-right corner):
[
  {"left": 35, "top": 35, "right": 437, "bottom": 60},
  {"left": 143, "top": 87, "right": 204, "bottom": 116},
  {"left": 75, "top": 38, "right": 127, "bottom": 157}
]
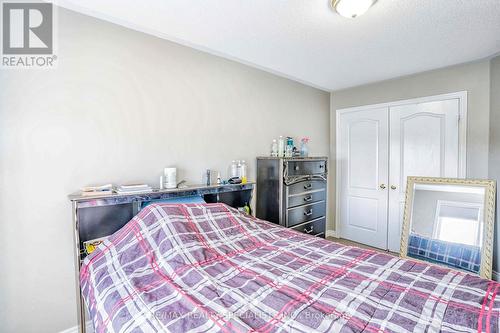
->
[
  {"left": 304, "top": 183, "right": 312, "bottom": 190},
  {"left": 303, "top": 195, "right": 313, "bottom": 202},
  {"left": 305, "top": 226, "right": 314, "bottom": 234},
  {"left": 304, "top": 209, "right": 313, "bottom": 216}
]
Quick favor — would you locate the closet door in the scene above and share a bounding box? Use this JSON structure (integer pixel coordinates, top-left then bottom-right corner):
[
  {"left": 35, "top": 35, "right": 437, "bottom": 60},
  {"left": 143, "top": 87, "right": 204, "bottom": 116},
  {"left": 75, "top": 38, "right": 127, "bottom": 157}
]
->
[
  {"left": 387, "top": 99, "right": 460, "bottom": 252},
  {"left": 338, "top": 107, "right": 389, "bottom": 249}
]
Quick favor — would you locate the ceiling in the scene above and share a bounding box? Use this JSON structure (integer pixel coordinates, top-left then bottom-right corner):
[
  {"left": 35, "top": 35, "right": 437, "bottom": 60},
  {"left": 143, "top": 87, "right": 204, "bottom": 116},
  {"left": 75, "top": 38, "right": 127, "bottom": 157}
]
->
[{"left": 57, "top": 0, "right": 500, "bottom": 91}]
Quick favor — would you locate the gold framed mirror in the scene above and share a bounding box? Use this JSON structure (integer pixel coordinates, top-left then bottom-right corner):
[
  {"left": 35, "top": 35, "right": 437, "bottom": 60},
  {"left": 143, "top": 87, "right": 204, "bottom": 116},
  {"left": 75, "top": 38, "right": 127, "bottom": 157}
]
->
[{"left": 400, "top": 177, "right": 496, "bottom": 279}]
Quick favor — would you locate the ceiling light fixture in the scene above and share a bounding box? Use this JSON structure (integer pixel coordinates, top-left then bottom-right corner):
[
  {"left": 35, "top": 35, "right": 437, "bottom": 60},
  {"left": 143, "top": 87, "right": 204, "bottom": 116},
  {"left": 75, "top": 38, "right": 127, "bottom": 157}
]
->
[{"left": 332, "top": 0, "right": 377, "bottom": 19}]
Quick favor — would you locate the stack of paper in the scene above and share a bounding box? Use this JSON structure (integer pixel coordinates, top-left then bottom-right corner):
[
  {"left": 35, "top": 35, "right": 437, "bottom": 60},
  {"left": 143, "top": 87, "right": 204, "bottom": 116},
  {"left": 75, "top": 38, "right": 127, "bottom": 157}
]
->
[
  {"left": 115, "top": 184, "right": 152, "bottom": 194},
  {"left": 81, "top": 184, "right": 113, "bottom": 196}
]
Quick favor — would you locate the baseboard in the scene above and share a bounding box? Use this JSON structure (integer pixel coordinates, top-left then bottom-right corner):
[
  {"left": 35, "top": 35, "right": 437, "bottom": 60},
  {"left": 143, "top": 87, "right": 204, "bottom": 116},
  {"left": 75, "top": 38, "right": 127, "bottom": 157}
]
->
[
  {"left": 326, "top": 229, "right": 338, "bottom": 238},
  {"left": 59, "top": 321, "right": 93, "bottom": 333},
  {"left": 59, "top": 326, "right": 77, "bottom": 333}
]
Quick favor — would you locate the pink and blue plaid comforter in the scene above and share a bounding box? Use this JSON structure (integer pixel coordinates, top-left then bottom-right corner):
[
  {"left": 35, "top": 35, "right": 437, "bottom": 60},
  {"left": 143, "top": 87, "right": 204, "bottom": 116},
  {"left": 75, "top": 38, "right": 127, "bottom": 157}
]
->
[{"left": 81, "top": 203, "right": 500, "bottom": 333}]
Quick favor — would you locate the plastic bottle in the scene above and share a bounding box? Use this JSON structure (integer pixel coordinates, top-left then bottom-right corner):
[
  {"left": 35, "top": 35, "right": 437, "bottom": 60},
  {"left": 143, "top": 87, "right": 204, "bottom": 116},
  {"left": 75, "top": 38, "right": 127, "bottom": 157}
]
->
[
  {"left": 271, "top": 139, "right": 278, "bottom": 157},
  {"left": 236, "top": 160, "right": 242, "bottom": 178},
  {"left": 240, "top": 160, "right": 247, "bottom": 184},
  {"left": 243, "top": 202, "right": 250, "bottom": 214},
  {"left": 206, "top": 169, "right": 211, "bottom": 186},
  {"left": 285, "top": 137, "right": 294, "bottom": 157},
  {"left": 300, "top": 140, "right": 309, "bottom": 157},
  {"left": 278, "top": 136, "right": 285, "bottom": 157},
  {"left": 230, "top": 160, "right": 238, "bottom": 178}
]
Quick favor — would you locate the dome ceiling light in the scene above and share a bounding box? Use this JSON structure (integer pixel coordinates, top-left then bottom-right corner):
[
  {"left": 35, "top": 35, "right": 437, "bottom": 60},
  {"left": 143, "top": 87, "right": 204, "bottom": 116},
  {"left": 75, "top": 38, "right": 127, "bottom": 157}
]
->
[{"left": 332, "top": 0, "right": 377, "bottom": 18}]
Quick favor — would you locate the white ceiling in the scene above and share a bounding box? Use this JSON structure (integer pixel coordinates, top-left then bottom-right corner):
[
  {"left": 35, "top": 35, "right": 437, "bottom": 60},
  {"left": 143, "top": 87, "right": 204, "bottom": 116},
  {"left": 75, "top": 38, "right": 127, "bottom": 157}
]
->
[{"left": 57, "top": 0, "right": 500, "bottom": 91}]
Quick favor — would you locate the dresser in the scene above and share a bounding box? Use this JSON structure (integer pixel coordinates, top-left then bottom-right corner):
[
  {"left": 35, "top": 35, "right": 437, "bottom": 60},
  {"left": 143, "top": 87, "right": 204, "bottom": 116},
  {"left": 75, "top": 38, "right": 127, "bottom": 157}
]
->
[{"left": 256, "top": 157, "right": 327, "bottom": 237}]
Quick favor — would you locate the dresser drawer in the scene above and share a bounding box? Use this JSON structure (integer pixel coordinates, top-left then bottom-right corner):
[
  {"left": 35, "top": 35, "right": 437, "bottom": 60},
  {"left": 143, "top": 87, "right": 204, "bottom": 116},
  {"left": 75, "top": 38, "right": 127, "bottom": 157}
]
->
[
  {"left": 286, "top": 160, "right": 326, "bottom": 176},
  {"left": 291, "top": 217, "right": 326, "bottom": 237},
  {"left": 287, "top": 189, "right": 326, "bottom": 208},
  {"left": 286, "top": 201, "right": 326, "bottom": 227},
  {"left": 286, "top": 180, "right": 326, "bottom": 196}
]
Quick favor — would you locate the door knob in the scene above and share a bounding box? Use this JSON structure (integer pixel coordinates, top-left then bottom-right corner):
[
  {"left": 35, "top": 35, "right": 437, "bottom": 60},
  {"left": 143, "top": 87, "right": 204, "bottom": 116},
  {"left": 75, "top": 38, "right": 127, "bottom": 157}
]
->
[
  {"left": 379, "top": 184, "right": 386, "bottom": 189},
  {"left": 390, "top": 185, "right": 397, "bottom": 190}
]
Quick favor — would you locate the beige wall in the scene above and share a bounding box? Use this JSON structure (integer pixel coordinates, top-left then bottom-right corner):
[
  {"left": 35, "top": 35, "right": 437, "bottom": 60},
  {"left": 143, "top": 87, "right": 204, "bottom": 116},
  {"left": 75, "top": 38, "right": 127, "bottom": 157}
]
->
[
  {"left": 412, "top": 191, "right": 484, "bottom": 238},
  {"left": 329, "top": 60, "right": 491, "bottom": 232},
  {"left": 489, "top": 55, "right": 500, "bottom": 273},
  {"left": 0, "top": 8, "right": 330, "bottom": 332}
]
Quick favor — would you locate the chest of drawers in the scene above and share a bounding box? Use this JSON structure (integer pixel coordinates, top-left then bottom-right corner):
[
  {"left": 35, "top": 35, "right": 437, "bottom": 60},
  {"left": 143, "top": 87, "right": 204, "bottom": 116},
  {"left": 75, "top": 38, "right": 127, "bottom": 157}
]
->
[{"left": 256, "top": 157, "right": 328, "bottom": 237}]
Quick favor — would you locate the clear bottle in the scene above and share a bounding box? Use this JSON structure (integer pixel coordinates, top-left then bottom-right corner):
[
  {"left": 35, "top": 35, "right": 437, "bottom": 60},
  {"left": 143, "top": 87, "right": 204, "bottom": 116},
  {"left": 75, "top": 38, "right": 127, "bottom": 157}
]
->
[
  {"left": 206, "top": 169, "right": 211, "bottom": 186},
  {"left": 278, "top": 136, "right": 285, "bottom": 157},
  {"left": 230, "top": 160, "right": 238, "bottom": 178},
  {"left": 271, "top": 139, "right": 278, "bottom": 157},
  {"left": 285, "top": 137, "right": 294, "bottom": 157},
  {"left": 240, "top": 160, "right": 248, "bottom": 184},
  {"left": 236, "top": 160, "right": 242, "bottom": 178},
  {"left": 300, "top": 141, "right": 309, "bottom": 157}
]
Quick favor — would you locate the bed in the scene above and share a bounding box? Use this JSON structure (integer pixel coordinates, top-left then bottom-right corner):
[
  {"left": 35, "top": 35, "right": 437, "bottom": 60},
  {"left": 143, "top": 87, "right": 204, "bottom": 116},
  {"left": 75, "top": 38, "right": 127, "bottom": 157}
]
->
[{"left": 81, "top": 203, "right": 500, "bottom": 333}]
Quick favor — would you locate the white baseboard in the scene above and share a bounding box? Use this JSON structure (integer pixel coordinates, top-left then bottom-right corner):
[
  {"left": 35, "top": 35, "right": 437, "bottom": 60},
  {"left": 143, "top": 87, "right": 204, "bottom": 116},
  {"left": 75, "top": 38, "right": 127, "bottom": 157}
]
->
[
  {"left": 59, "top": 326, "right": 77, "bottom": 333},
  {"left": 59, "top": 321, "right": 93, "bottom": 333},
  {"left": 326, "top": 229, "right": 338, "bottom": 238}
]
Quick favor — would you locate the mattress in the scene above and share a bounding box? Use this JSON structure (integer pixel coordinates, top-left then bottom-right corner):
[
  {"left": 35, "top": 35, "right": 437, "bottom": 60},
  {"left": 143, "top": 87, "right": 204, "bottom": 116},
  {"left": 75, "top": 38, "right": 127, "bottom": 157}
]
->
[{"left": 81, "top": 203, "right": 500, "bottom": 333}]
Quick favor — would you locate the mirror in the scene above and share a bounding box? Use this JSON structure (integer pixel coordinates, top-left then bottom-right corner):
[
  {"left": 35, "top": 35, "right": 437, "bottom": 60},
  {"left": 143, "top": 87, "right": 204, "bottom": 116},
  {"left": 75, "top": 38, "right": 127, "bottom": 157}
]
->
[{"left": 400, "top": 177, "right": 496, "bottom": 279}]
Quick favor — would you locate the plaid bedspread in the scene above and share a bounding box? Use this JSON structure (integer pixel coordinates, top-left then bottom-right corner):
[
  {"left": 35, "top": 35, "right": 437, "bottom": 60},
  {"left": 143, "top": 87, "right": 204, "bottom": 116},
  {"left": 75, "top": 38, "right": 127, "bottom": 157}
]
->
[
  {"left": 81, "top": 203, "right": 500, "bottom": 333},
  {"left": 408, "top": 233, "right": 482, "bottom": 273}
]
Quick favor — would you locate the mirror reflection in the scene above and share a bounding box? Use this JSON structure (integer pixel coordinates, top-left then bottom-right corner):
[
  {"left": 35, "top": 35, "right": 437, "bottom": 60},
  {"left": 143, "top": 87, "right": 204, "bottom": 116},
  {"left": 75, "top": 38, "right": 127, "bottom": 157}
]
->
[{"left": 407, "top": 183, "right": 486, "bottom": 274}]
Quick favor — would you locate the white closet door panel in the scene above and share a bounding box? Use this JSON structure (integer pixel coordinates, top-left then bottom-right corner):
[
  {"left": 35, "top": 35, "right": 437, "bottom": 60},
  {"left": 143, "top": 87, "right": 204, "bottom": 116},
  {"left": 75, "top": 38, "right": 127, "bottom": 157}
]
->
[
  {"left": 339, "top": 107, "right": 389, "bottom": 249},
  {"left": 387, "top": 99, "right": 460, "bottom": 252}
]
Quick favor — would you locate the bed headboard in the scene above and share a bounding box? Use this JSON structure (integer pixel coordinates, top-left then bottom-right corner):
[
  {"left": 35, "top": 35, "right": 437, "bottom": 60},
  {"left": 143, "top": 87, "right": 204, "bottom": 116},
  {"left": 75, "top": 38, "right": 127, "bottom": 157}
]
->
[{"left": 69, "top": 182, "right": 254, "bottom": 262}]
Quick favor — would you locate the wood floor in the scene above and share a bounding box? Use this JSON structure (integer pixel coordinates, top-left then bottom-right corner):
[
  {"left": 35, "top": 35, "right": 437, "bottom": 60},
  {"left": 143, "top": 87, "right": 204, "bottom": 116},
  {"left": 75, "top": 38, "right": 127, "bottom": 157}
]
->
[{"left": 326, "top": 237, "right": 398, "bottom": 257}]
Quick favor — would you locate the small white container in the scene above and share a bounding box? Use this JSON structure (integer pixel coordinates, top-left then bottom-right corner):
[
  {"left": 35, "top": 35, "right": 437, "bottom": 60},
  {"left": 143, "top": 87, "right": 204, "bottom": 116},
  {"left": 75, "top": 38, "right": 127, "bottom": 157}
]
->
[
  {"left": 278, "top": 136, "right": 285, "bottom": 157},
  {"left": 271, "top": 139, "right": 278, "bottom": 157},
  {"left": 164, "top": 168, "right": 177, "bottom": 189}
]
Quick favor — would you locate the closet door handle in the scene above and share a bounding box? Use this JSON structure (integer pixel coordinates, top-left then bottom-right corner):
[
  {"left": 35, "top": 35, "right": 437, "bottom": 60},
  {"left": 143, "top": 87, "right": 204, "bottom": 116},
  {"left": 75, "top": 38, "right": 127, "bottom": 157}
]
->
[
  {"left": 390, "top": 185, "right": 397, "bottom": 190},
  {"left": 379, "top": 184, "right": 386, "bottom": 189}
]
